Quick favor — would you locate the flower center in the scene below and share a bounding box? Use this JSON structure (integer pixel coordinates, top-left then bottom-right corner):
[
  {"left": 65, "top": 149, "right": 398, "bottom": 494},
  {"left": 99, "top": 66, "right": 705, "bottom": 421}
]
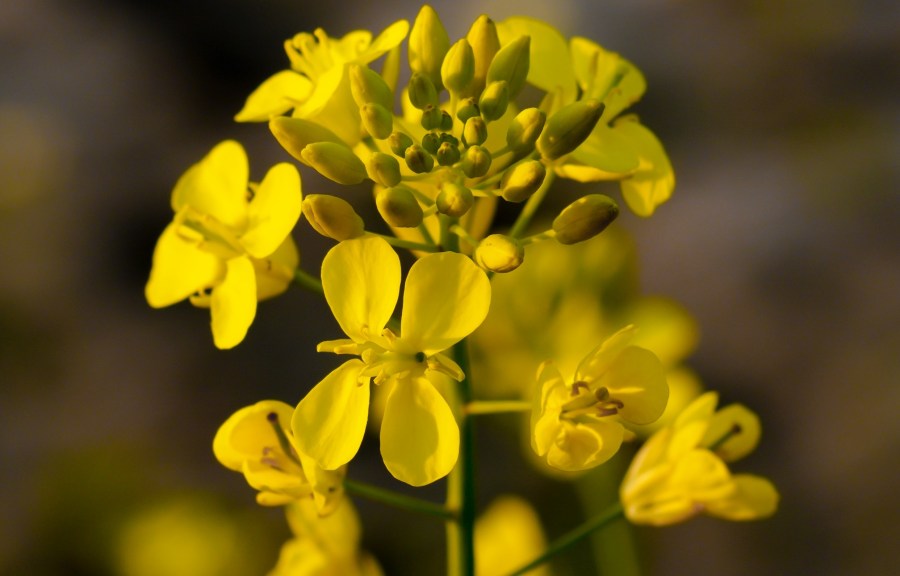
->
[{"left": 560, "top": 381, "right": 625, "bottom": 422}]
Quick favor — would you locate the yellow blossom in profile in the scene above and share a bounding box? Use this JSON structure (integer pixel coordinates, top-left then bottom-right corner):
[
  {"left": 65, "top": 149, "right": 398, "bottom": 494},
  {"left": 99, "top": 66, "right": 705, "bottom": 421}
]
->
[
  {"left": 620, "top": 392, "right": 779, "bottom": 525},
  {"left": 531, "top": 325, "right": 668, "bottom": 471},
  {"left": 292, "top": 235, "right": 491, "bottom": 486},
  {"left": 145, "top": 140, "right": 301, "bottom": 349},
  {"left": 213, "top": 400, "right": 344, "bottom": 514},
  {"left": 475, "top": 496, "right": 549, "bottom": 576}
]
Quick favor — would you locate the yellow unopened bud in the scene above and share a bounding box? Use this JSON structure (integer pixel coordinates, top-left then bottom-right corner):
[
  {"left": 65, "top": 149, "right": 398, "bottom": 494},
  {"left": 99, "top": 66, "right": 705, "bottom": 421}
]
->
[
  {"left": 404, "top": 144, "right": 434, "bottom": 174},
  {"left": 486, "top": 35, "right": 530, "bottom": 99},
  {"left": 300, "top": 141, "right": 367, "bottom": 185},
  {"left": 409, "top": 5, "right": 450, "bottom": 91},
  {"left": 552, "top": 194, "right": 619, "bottom": 244},
  {"left": 360, "top": 103, "right": 393, "bottom": 140},
  {"left": 389, "top": 131, "right": 414, "bottom": 157},
  {"left": 463, "top": 116, "right": 487, "bottom": 147},
  {"left": 302, "top": 194, "right": 365, "bottom": 241},
  {"left": 500, "top": 160, "right": 546, "bottom": 203},
  {"left": 456, "top": 97, "right": 480, "bottom": 122},
  {"left": 537, "top": 99, "right": 605, "bottom": 161},
  {"left": 475, "top": 234, "right": 524, "bottom": 273},
  {"left": 269, "top": 117, "right": 343, "bottom": 163},
  {"left": 461, "top": 145, "right": 492, "bottom": 178},
  {"left": 506, "top": 108, "right": 546, "bottom": 155},
  {"left": 479, "top": 80, "right": 509, "bottom": 121},
  {"left": 376, "top": 185, "right": 424, "bottom": 228},
  {"left": 408, "top": 72, "right": 439, "bottom": 110},
  {"left": 366, "top": 152, "right": 402, "bottom": 187},
  {"left": 436, "top": 182, "right": 474, "bottom": 217},
  {"left": 349, "top": 65, "right": 393, "bottom": 109},
  {"left": 465, "top": 15, "right": 500, "bottom": 97},
  {"left": 442, "top": 39, "right": 475, "bottom": 95}
]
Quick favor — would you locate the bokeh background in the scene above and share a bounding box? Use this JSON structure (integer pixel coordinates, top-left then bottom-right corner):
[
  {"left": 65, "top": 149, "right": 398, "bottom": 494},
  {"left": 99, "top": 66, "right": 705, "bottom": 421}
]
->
[{"left": 1, "top": 0, "right": 897, "bottom": 574}]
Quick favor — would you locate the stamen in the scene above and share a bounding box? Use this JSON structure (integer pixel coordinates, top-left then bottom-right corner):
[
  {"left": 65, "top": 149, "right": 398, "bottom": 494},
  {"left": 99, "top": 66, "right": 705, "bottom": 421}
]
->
[
  {"left": 708, "top": 423, "right": 743, "bottom": 452},
  {"left": 415, "top": 351, "right": 427, "bottom": 363},
  {"left": 266, "top": 412, "right": 303, "bottom": 466}
]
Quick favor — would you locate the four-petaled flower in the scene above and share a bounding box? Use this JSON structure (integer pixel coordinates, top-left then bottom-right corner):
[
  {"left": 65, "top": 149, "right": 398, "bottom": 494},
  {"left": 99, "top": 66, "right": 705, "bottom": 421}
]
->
[
  {"left": 620, "top": 391, "right": 779, "bottom": 525},
  {"left": 213, "top": 400, "right": 344, "bottom": 514},
  {"left": 531, "top": 325, "right": 669, "bottom": 471},
  {"left": 292, "top": 235, "right": 491, "bottom": 486},
  {"left": 145, "top": 140, "right": 302, "bottom": 349}
]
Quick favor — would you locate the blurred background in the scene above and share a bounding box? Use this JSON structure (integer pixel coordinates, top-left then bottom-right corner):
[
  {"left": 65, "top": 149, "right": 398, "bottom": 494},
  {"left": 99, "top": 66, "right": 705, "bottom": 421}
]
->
[{"left": 1, "top": 0, "right": 897, "bottom": 574}]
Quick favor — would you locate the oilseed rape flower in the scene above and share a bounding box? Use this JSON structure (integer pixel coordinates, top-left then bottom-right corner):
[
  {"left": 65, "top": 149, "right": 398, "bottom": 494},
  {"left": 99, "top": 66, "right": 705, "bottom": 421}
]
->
[
  {"left": 531, "top": 325, "right": 668, "bottom": 471},
  {"left": 292, "top": 235, "right": 491, "bottom": 486},
  {"left": 620, "top": 391, "right": 779, "bottom": 525},
  {"left": 213, "top": 400, "right": 344, "bottom": 514},
  {"left": 145, "top": 140, "right": 302, "bottom": 349}
]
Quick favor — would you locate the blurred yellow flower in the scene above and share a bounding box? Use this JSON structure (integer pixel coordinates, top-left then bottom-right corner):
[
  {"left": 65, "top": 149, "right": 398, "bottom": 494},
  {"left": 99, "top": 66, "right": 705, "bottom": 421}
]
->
[{"left": 475, "top": 496, "right": 550, "bottom": 576}]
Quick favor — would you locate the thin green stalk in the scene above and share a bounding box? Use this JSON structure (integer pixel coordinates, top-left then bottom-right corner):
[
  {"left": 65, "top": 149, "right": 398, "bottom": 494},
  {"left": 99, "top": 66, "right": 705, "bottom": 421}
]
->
[
  {"left": 447, "top": 338, "right": 476, "bottom": 576},
  {"left": 508, "top": 171, "right": 556, "bottom": 239},
  {"left": 344, "top": 479, "right": 456, "bottom": 521},
  {"left": 374, "top": 233, "right": 440, "bottom": 253},
  {"left": 506, "top": 502, "right": 624, "bottom": 576},
  {"left": 293, "top": 268, "right": 323, "bottom": 295}
]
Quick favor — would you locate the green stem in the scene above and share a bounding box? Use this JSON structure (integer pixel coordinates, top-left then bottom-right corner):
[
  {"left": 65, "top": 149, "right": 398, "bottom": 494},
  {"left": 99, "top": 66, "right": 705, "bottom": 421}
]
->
[
  {"left": 374, "top": 233, "right": 440, "bottom": 253},
  {"left": 466, "top": 400, "right": 531, "bottom": 415},
  {"left": 508, "top": 170, "right": 556, "bottom": 239},
  {"left": 447, "top": 338, "right": 476, "bottom": 576},
  {"left": 506, "top": 502, "right": 624, "bottom": 576},
  {"left": 293, "top": 268, "right": 324, "bottom": 295},
  {"left": 344, "top": 479, "right": 456, "bottom": 521}
]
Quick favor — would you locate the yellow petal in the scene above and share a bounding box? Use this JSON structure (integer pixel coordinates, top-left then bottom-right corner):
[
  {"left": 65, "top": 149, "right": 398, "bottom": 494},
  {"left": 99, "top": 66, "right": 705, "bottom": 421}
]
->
[
  {"left": 234, "top": 70, "right": 313, "bottom": 122},
  {"left": 253, "top": 235, "right": 300, "bottom": 301},
  {"left": 703, "top": 403, "right": 761, "bottom": 462},
  {"left": 292, "top": 360, "right": 369, "bottom": 470},
  {"left": 210, "top": 256, "right": 257, "bottom": 349},
  {"left": 400, "top": 252, "right": 491, "bottom": 355},
  {"left": 568, "top": 124, "right": 640, "bottom": 175},
  {"left": 597, "top": 346, "right": 669, "bottom": 425},
  {"left": 322, "top": 235, "right": 400, "bottom": 343},
  {"left": 240, "top": 163, "right": 302, "bottom": 258},
  {"left": 380, "top": 377, "right": 459, "bottom": 486},
  {"left": 360, "top": 20, "right": 410, "bottom": 64},
  {"left": 475, "top": 496, "right": 549, "bottom": 576},
  {"left": 614, "top": 118, "right": 675, "bottom": 217},
  {"left": 296, "top": 66, "right": 362, "bottom": 146},
  {"left": 171, "top": 140, "right": 249, "bottom": 230},
  {"left": 530, "top": 362, "right": 566, "bottom": 456},
  {"left": 145, "top": 222, "right": 224, "bottom": 308},
  {"left": 497, "top": 17, "right": 577, "bottom": 103},
  {"left": 706, "top": 474, "right": 779, "bottom": 520},
  {"left": 545, "top": 419, "right": 624, "bottom": 471},
  {"left": 212, "top": 399, "right": 294, "bottom": 471}
]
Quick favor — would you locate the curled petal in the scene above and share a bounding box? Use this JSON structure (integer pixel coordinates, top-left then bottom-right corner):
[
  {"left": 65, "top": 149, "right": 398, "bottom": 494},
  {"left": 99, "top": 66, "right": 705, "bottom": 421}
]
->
[
  {"left": 530, "top": 362, "right": 566, "bottom": 457},
  {"left": 380, "top": 377, "right": 459, "bottom": 486},
  {"left": 240, "top": 163, "right": 302, "bottom": 259},
  {"left": 171, "top": 140, "right": 249, "bottom": 230},
  {"left": 545, "top": 419, "right": 624, "bottom": 471},
  {"left": 614, "top": 118, "right": 674, "bottom": 217},
  {"left": 703, "top": 403, "right": 761, "bottom": 462},
  {"left": 706, "top": 475, "right": 779, "bottom": 521},
  {"left": 360, "top": 19, "right": 410, "bottom": 63},
  {"left": 212, "top": 399, "right": 295, "bottom": 471},
  {"left": 235, "top": 70, "right": 313, "bottom": 122},
  {"left": 145, "top": 222, "right": 224, "bottom": 308},
  {"left": 568, "top": 124, "right": 640, "bottom": 176},
  {"left": 210, "top": 256, "right": 257, "bottom": 349}
]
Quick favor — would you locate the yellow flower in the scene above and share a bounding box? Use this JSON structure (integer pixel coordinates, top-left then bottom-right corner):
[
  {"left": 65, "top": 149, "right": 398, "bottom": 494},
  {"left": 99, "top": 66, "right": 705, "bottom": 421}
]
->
[
  {"left": 531, "top": 325, "right": 668, "bottom": 471},
  {"left": 475, "top": 496, "right": 549, "bottom": 576},
  {"left": 620, "top": 391, "right": 779, "bottom": 525},
  {"left": 292, "top": 235, "right": 491, "bottom": 486},
  {"left": 145, "top": 140, "right": 302, "bottom": 349},
  {"left": 213, "top": 400, "right": 344, "bottom": 515},
  {"left": 236, "top": 21, "right": 409, "bottom": 145}
]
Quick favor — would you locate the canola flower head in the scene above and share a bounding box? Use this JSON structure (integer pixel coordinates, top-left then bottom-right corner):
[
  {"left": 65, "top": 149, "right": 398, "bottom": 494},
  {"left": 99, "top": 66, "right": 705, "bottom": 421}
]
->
[
  {"left": 292, "top": 235, "right": 491, "bottom": 486},
  {"left": 145, "top": 140, "right": 301, "bottom": 349}
]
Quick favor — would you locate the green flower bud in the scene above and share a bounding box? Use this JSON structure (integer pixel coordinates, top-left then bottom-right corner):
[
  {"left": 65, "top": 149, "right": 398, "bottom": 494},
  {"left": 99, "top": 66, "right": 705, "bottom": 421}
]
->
[
  {"left": 349, "top": 65, "right": 393, "bottom": 110},
  {"left": 302, "top": 194, "right": 365, "bottom": 241},
  {"left": 465, "top": 15, "right": 500, "bottom": 97},
  {"left": 366, "top": 152, "right": 402, "bottom": 187},
  {"left": 500, "top": 160, "right": 546, "bottom": 203},
  {"left": 300, "top": 141, "right": 367, "bottom": 185},
  {"left": 421, "top": 104, "right": 443, "bottom": 131},
  {"left": 439, "top": 110, "right": 453, "bottom": 132},
  {"left": 463, "top": 116, "right": 487, "bottom": 147},
  {"left": 436, "top": 141, "right": 460, "bottom": 166},
  {"left": 486, "top": 35, "right": 530, "bottom": 99},
  {"left": 506, "top": 107, "right": 546, "bottom": 155},
  {"left": 404, "top": 144, "right": 434, "bottom": 174},
  {"left": 456, "top": 97, "right": 480, "bottom": 122},
  {"left": 441, "top": 39, "right": 475, "bottom": 95},
  {"left": 479, "top": 80, "right": 509, "bottom": 121},
  {"left": 269, "top": 117, "right": 343, "bottom": 163},
  {"left": 360, "top": 103, "right": 394, "bottom": 140},
  {"left": 552, "top": 194, "right": 619, "bottom": 245},
  {"left": 461, "top": 145, "right": 492, "bottom": 178},
  {"left": 408, "top": 73, "right": 439, "bottom": 110},
  {"left": 376, "top": 185, "right": 424, "bottom": 228},
  {"left": 439, "top": 132, "right": 460, "bottom": 148},
  {"left": 408, "top": 5, "right": 450, "bottom": 91},
  {"left": 475, "top": 234, "right": 524, "bottom": 273},
  {"left": 537, "top": 99, "right": 605, "bottom": 161},
  {"left": 422, "top": 132, "right": 441, "bottom": 154},
  {"left": 389, "top": 131, "right": 414, "bottom": 157},
  {"left": 436, "top": 182, "right": 474, "bottom": 217}
]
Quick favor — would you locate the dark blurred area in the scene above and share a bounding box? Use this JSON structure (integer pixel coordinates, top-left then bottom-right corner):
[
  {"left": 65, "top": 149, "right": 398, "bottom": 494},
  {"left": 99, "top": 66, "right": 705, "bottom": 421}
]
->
[{"left": 1, "top": 0, "right": 897, "bottom": 574}]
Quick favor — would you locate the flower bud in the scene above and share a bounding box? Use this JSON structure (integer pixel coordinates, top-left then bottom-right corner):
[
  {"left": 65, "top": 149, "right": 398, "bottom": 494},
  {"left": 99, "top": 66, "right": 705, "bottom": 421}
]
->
[
  {"left": 376, "top": 185, "right": 424, "bottom": 228},
  {"left": 421, "top": 132, "right": 440, "bottom": 154},
  {"left": 436, "top": 141, "right": 460, "bottom": 166},
  {"left": 366, "top": 152, "right": 402, "bottom": 187},
  {"left": 479, "top": 80, "right": 509, "bottom": 121},
  {"left": 389, "top": 131, "right": 414, "bottom": 157},
  {"left": 408, "top": 5, "right": 450, "bottom": 91},
  {"left": 436, "top": 182, "right": 474, "bottom": 217},
  {"left": 360, "top": 103, "right": 394, "bottom": 140},
  {"left": 441, "top": 39, "right": 475, "bottom": 95},
  {"left": 461, "top": 145, "right": 492, "bottom": 178},
  {"left": 552, "top": 194, "right": 619, "bottom": 245},
  {"left": 421, "top": 104, "right": 443, "bottom": 131},
  {"left": 456, "top": 97, "right": 480, "bottom": 122},
  {"left": 349, "top": 64, "right": 393, "bottom": 110},
  {"left": 463, "top": 116, "right": 487, "bottom": 147},
  {"left": 302, "top": 194, "right": 365, "bottom": 241},
  {"left": 269, "top": 117, "right": 343, "bottom": 162},
  {"left": 300, "top": 141, "right": 367, "bottom": 185},
  {"left": 506, "top": 107, "right": 546, "bottom": 155},
  {"left": 404, "top": 144, "right": 434, "bottom": 174},
  {"left": 465, "top": 15, "right": 500, "bottom": 97},
  {"left": 486, "top": 35, "right": 530, "bottom": 99},
  {"left": 537, "top": 99, "right": 604, "bottom": 161},
  {"left": 475, "top": 234, "right": 524, "bottom": 273},
  {"left": 500, "top": 160, "right": 546, "bottom": 203},
  {"left": 439, "top": 110, "right": 453, "bottom": 132},
  {"left": 408, "top": 72, "right": 439, "bottom": 110}
]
